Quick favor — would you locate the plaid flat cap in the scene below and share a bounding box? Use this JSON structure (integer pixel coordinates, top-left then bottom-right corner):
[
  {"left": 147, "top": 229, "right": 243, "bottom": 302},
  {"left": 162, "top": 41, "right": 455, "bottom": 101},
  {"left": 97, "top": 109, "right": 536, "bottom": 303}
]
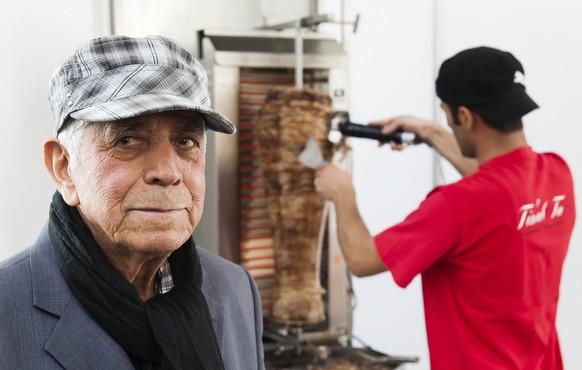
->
[{"left": 49, "top": 35, "right": 235, "bottom": 135}]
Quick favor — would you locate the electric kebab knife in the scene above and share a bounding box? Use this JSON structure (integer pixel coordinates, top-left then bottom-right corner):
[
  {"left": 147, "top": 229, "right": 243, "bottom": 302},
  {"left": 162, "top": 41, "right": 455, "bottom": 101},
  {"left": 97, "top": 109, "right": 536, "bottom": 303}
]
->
[{"left": 329, "top": 111, "right": 426, "bottom": 146}]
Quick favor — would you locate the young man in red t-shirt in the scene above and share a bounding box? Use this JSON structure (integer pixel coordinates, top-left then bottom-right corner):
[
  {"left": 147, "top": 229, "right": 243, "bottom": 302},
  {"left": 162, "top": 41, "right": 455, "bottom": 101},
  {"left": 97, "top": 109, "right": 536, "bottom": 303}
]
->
[{"left": 315, "top": 47, "right": 576, "bottom": 369}]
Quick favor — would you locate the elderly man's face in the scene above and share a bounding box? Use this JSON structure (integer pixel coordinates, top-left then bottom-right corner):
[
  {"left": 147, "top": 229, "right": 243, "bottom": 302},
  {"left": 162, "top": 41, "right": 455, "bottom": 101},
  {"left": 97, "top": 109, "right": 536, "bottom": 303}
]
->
[{"left": 68, "top": 111, "right": 206, "bottom": 256}]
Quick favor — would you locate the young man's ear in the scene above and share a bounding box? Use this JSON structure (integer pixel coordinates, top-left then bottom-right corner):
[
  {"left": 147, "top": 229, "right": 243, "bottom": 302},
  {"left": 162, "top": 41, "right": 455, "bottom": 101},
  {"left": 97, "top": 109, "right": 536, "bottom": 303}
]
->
[
  {"left": 457, "top": 106, "right": 475, "bottom": 130},
  {"left": 43, "top": 139, "right": 80, "bottom": 206}
]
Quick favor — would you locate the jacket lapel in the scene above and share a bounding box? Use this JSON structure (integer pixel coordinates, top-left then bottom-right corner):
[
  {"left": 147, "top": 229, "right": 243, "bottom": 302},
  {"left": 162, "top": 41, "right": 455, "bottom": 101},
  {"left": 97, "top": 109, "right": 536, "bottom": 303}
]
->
[
  {"left": 31, "top": 226, "right": 134, "bottom": 369},
  {"left": 44, "top": 297, "right": 134, "bottom": 369}
]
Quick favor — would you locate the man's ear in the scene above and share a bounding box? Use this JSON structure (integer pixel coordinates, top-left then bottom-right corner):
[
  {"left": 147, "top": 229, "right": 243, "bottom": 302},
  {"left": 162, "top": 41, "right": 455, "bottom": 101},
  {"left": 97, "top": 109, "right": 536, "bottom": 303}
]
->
[
  {"left": 457, "top": 106, "right": 475, "bottom": 130},
  {"left": 44, "top": 139, "right": 80, "bottom": 206}
]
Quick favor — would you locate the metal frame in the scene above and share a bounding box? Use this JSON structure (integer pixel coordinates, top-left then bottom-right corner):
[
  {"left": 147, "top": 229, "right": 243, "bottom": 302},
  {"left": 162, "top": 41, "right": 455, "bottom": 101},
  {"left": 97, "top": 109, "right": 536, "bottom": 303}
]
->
[{"left": 196, "top": 28, "right": 353, "bottom": 344}]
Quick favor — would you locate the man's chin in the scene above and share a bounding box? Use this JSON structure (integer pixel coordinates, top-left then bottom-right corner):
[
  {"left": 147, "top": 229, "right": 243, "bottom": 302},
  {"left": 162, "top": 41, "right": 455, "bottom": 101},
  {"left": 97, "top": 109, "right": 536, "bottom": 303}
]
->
[{"left": 123, "top": 233, "right": 191, "bottom": 255}]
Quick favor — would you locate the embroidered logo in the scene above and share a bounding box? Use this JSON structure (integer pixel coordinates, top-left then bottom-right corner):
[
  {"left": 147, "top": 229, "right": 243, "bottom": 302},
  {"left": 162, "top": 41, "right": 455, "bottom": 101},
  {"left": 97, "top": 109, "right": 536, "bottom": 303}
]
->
[
  {"left": 513, "top": 71, "right": 525, "bottom": 85},
  {"left": 517, "top": 195, "right": 566, "bottom": 231}
]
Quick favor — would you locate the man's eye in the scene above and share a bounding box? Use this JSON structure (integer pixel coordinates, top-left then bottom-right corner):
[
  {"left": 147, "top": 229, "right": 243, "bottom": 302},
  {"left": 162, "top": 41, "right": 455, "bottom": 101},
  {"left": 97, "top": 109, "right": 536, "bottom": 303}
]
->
[
  {"left": 116, "top": 136, "right": 136, "bottom": 146},
  {"left": 178, "top": 138, "right": 197, "bottom": 147}
]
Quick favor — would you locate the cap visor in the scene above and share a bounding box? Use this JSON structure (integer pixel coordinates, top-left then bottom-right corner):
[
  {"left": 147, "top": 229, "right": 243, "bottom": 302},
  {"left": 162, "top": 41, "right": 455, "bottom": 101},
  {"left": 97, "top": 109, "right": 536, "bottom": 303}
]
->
[
  {"left": 473, "top": 92, "right": 539, "bottom": 121},
  {"left": 69, "top": 93, "right": 235, "bottom": 134}
]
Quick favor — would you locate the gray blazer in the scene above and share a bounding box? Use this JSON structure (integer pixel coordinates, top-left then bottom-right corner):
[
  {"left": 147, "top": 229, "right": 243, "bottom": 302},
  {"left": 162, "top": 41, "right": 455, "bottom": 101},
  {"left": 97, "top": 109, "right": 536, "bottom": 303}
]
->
[{"left": 0, "top": 224, "right": 265, "bottom": 369}]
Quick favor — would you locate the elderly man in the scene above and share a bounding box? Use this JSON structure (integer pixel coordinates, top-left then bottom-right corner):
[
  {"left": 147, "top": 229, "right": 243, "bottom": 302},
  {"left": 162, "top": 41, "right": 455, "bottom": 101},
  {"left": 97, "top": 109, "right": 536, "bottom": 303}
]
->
[{"left": 0, "top": 35, "right": 264, "bottom": 369}]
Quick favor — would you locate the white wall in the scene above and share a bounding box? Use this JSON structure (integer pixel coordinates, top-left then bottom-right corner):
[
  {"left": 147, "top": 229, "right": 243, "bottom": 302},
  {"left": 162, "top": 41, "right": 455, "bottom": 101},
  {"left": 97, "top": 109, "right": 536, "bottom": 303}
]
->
[
  {"left": 1, "top": 1, "right": 580, "bottom": 369},
  {"left": 0, "top": 0, "right": 109, "bottom": 256},
  {"left": 111, "top": 0, "right": 312, "bottom": 57},
  {"left": 348, "top": 2, "right": 435, "bottom": 367}
]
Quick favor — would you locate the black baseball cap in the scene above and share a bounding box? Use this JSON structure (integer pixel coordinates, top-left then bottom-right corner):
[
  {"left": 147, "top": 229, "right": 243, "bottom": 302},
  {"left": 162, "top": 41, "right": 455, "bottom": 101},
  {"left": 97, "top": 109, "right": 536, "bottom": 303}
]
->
[{"left": 436, "top": 46, "right": 539, "bottom": 121}]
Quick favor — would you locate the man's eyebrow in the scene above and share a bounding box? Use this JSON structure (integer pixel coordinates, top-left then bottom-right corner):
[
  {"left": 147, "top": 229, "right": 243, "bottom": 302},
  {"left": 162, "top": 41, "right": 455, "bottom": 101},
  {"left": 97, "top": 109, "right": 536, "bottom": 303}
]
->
[
  {"left": 104, "top": 119, "right": 148, "bottom": 136},
  {"left": 173, "top": 121, "right": 205, "bottom": 134},
  {"left": 170, "top": 113, "right": 206, "bottom": 133},
  {"left": 101, "top": 116, "right": 206, "bottom": 137}
]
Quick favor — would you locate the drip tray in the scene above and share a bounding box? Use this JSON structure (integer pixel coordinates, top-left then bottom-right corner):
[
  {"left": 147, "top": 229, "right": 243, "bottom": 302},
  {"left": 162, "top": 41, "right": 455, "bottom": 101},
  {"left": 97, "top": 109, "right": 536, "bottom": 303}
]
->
[{"left": 265, "top": 344, "right": 419, "bottom": 370}]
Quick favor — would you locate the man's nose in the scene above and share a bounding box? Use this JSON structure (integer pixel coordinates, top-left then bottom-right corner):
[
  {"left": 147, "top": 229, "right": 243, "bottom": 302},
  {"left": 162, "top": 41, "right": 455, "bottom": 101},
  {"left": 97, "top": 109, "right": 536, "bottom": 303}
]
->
[{"left": 143, "top": 137, "right": 182, "bottom": 186}]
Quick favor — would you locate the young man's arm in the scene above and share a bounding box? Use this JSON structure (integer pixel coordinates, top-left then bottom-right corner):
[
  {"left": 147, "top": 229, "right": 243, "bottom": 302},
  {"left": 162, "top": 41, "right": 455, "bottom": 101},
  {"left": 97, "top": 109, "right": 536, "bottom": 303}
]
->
[
  {"left": 315, "top": 164, "right": 387, "bottom": 277},
  {"left": 370, "top": 115, "right": 479, "bottom": 176}
]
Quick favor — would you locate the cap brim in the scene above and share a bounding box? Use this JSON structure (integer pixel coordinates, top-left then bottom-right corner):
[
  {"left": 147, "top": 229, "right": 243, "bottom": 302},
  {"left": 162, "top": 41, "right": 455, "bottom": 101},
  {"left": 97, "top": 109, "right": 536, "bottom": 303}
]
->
[
  {"left": 472, "top": 91, "right": 539, "bottom": 121},
  {"left": 69, "top": 93, "right": 236, "bottom": 134}
]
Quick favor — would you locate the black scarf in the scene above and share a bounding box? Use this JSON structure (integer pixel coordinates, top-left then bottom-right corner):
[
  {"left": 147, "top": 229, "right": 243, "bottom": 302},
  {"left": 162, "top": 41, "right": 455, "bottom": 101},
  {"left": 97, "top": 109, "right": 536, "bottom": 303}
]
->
[{"left": 48, "top": 192, "right": 224, "bottom": 370}]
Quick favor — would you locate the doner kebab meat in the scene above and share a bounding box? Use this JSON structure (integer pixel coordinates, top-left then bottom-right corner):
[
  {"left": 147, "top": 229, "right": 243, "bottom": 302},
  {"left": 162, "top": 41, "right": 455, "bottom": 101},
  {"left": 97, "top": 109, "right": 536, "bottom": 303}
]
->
[{"left": 255, "top": 87, "right": 333, "bottom": 325}]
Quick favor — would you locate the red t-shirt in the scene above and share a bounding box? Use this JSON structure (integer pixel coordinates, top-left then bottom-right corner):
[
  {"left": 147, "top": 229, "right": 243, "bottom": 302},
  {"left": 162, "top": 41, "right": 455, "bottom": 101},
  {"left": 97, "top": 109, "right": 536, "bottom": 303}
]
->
[{"left": 375, "top": 147, "right": 575, "bottom": 370}]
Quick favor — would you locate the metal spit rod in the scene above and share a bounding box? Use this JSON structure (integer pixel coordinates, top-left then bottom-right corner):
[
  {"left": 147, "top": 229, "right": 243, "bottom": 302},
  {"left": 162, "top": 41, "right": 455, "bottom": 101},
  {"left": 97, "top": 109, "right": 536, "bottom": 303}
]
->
[
  {"left": 257, "top": 14, "right": 335, "bottom": 88},
  {"left": 257, "top": 13, "right": 358, "bottom": 88},
  {"left": 295, "top": 19, "right": 303, "bottom": 88}
]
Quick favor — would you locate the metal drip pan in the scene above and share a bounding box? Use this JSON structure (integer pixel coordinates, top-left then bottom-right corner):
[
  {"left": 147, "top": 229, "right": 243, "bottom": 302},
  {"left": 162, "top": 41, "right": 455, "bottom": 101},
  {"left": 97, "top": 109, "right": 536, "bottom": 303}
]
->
[{"left": 265, "top": 344, "right": 419, "bottom": 370}]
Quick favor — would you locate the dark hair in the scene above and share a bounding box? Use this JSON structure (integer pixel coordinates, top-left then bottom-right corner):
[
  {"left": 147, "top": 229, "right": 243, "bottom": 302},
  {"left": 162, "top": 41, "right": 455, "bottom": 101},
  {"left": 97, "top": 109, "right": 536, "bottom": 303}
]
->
[{"left": 448, "top": 104, "right": 523, "bottom": 133}]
